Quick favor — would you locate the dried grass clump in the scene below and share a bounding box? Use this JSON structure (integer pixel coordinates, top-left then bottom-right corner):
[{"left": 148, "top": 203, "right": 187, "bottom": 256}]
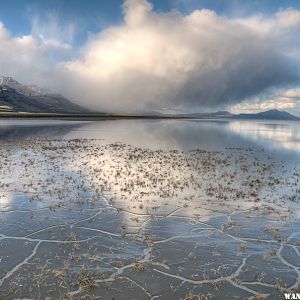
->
[
  {"left": 181, "top": 291, "right": 206, "bottom": 300},
  {"left": 74, "top": 268, "right": 97, "bottom": 290},
  {"left": 132, "top": 262, "right": 145, "bottom": 272}
]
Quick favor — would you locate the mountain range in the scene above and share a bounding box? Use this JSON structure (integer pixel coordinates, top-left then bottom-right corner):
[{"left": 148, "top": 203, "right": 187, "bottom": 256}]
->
[
  {"left": 0, "top": 76, "right": 89, "bottom": 113},
  {"left": 232, "top": 109, "right": 300, "bottom": 120},
  {"left": 0, "top": 76, "right": 299, "bottom": 121},
  {"left": 166, "top": 110, "right": 300, "bottom": 121}
]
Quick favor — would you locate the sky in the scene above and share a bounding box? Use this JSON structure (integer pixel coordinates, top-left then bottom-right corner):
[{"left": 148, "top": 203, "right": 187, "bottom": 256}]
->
[{"left": 0, "top": 0, "right": 300, "bottom": 114}]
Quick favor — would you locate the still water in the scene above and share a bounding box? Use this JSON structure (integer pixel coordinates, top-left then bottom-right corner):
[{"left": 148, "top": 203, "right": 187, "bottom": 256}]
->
[
  {"left": 0, "top": 119, "right": 299, "bottom": 299},
  {"left": 1, "top": 118, "right": 300, "bottom": 152}
]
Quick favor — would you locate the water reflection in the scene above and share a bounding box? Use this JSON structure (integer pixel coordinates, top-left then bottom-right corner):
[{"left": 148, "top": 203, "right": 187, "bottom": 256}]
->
[
  {"left": 1, "top": 118, "right": 300, "bottom": 156},
  {"left": 228, "top": 120, "right": 300, "bottom": 152},
  {"left": 64, "top": 119, "right": 245, "bottom": 150},
  {"left": 0, "top": 120, "right": 90, "bottom": 140},
  {"left": 65, "top": 119, "right": 300, "bottom": 155}
]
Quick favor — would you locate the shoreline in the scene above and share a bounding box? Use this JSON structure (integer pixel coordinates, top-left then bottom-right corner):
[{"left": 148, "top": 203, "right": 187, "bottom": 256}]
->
[
  {"left": 0, "top": 112, "right": 220, "bottom": 120},
  {"left": 0, "top": 113, "right": 298, "bottom": 122}
]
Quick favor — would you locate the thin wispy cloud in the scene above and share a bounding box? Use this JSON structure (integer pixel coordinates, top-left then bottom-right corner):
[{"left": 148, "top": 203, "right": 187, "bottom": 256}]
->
[{"left": 30, "top": 12, "right": 75, "bottom": 49}]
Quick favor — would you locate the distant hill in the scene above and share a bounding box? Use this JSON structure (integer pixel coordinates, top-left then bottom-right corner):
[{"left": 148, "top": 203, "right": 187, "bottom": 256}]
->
[
  {"left": 150, "top": 109, "right": 299, "bottom": 121},
  {"left": 234, "top": 109, "right": 300, "bottom": 121},
  {"left": 171, "top": 111, "right": 232, "bottom": 118},
  {"left": 146, "top": 110, "right": 233, "bottom": 118},
  {"left": 0, "top": 76, "right": 89, "bottom": 114}
]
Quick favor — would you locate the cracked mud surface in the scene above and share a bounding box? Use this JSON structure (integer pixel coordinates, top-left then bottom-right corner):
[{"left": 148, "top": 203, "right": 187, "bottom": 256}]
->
[{"left": 0, "top": 120, "right": 300, "bottom": 299}]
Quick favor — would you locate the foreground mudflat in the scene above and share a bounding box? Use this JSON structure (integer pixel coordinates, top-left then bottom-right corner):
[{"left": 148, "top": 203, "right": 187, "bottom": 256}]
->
[{"left": 0, "top": 136, "right": 299, "bottom": 300}]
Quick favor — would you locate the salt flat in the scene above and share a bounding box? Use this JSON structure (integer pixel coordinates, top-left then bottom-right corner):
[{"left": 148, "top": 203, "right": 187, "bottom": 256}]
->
[{"left": 0, "top": 119, "right": 299, "bottom": 299}]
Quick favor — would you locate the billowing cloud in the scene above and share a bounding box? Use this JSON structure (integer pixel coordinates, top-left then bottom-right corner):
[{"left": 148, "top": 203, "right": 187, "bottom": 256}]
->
[
  {"left": 0, "top": 22, "right": 41, "bottom": 82},
  {"left": 0, "top": 14, "right": 74, "bottom": 85},
  {"left": 52, "top": 0, "right": 300, "bottom": 112},
  {"left": 238, "top": 8, "right": 300, "bottom": 32},
  {"left": 1, "top": 0, "right": 300, "bottom": 113}
]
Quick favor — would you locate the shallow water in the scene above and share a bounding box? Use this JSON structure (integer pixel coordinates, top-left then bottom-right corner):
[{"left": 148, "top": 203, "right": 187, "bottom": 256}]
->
[{"left": 0, "top": 119, "right": 300, "bottom": 299}]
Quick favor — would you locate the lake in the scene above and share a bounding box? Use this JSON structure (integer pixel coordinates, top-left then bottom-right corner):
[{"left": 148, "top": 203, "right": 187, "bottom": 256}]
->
[{"left": 0, "top": 119, "right": 299, "bottom": 299}]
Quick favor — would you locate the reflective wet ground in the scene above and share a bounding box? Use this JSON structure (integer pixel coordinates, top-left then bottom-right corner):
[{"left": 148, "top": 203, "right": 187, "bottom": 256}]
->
[{"left": 0, "top": 119, "right": 300, "bottom": 299}]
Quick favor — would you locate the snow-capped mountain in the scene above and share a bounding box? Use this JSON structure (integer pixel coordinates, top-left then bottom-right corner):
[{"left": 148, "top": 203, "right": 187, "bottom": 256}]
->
[
  {"left": 0, "top": 76, "right": 46, "bottom": 96},
  {"left": 0, "top": 76, "right": 89, "bottom": 113}
]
